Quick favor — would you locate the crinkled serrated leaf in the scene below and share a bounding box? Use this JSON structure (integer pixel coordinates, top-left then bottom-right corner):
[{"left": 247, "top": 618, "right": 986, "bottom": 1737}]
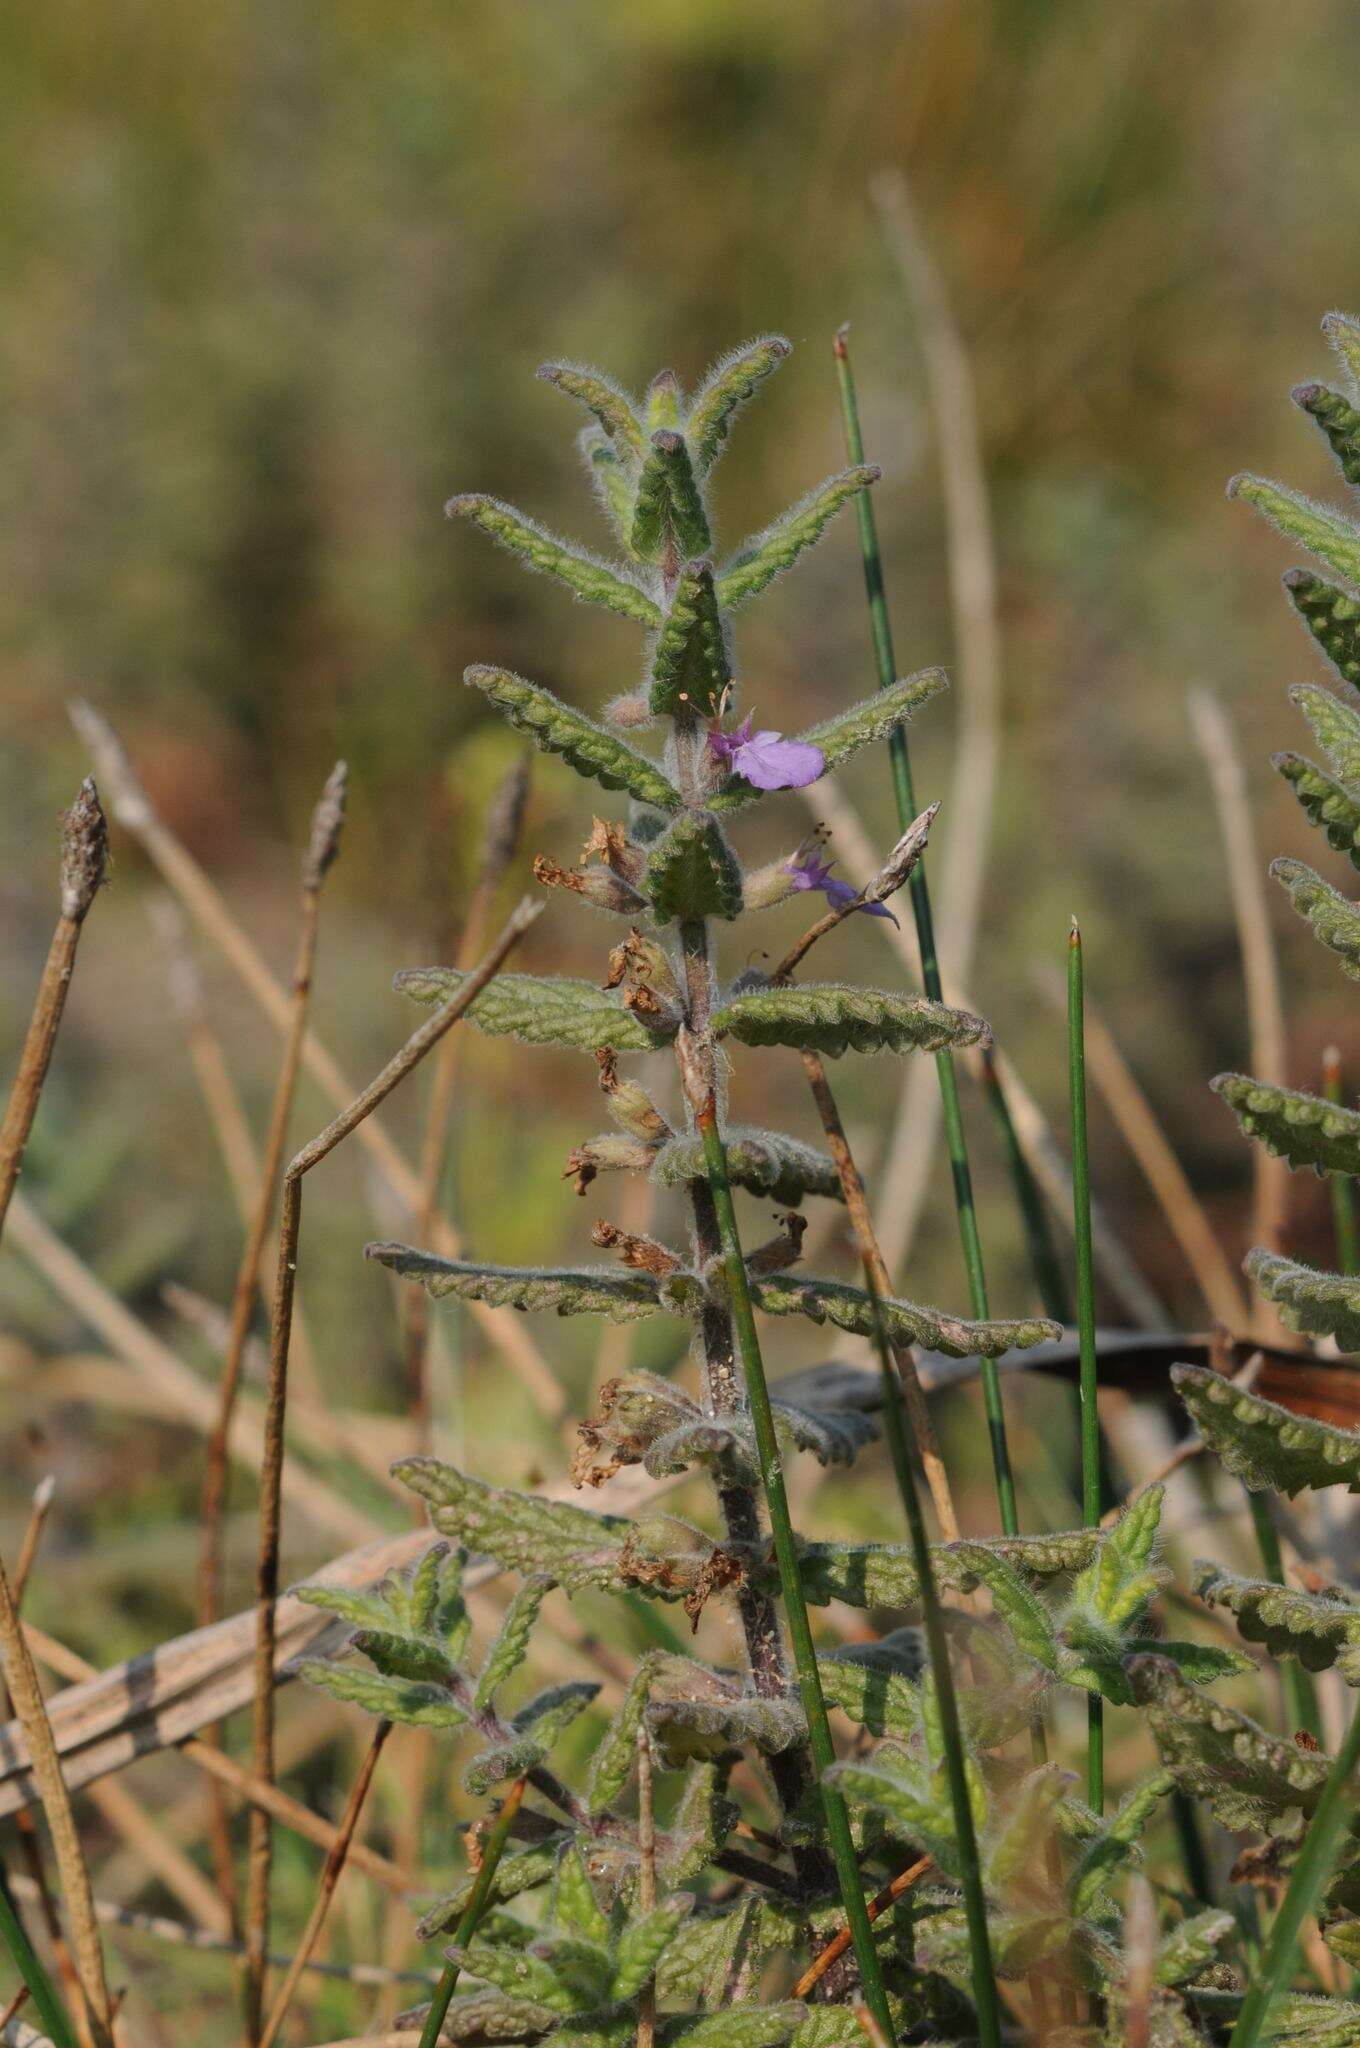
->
[
  {"left": 420, "top": 1991, "right": 559, "bottom": 2044},
  {"left": 1070, "top": 1770, "right": 1174, "bottom": 1914},
  {"left": 711, "top": 982, "right": 990, "bottom": 1059},
  {"left": 708, "top": 671, "right": 947, "bottom": 813},
  {"left": 1285, "top": 567, "right": 1360, "bottom": 688},
  {"left": 647, "top": 1692, "right": 804, "bottom": 1766},
  {"left": 1195, "top": 1561, "right": 1360, "bottom": 1681},
  {"left": 658, "top": 1762, "right": 739, "bottom": 1887},
  {"left": 1231, "top": 474, "right": 1360, "bottom": 591},
  {"left": 647, "top": 562, "right": 730, "bottom": 718},
  {"left": 1291, "top": 680, "right": 1360, "bottom": 788},
  {"left": 656, "top": 1897, "right": 805, "bottom": 2003},
  {"left": 630, "top": 432, "right": 709, "bottom": 562},
  {"left": 538, "top": 362, "right": 648, "bottom": 464},
  {"left": 394, "top": 967, "right": 676, "bottom": 1053},
  {"left": 1274, "top": 856, "right": 1360, "bottom": 979},
  {"left": 1176, "top": 1358, "right": 1360, "bottom": 1491},
  {"left": 610, "top": 1896, "right": 694, "bottom": 2000},
  {"left": 1295, "top": 381, "right": 1360, "bottom": 489},
  {"left": 368, "top": 1245, "right": 663, "bottom": 1322},
  {"left": 395, "top": 1460, "right": 631, "bottom": 1593},
  {"left": 350, "top": 1626, "right": 462, "bottom": 1690},
  {"left": 988, "top": 1765, "right": 1070, "bottom": 1892},
  {"left": 1245, "top": 1246, "right": 1360, "bottom": 1357},
  {"left": 298, "top": 1658, "right": 470, "bottom": 1730},
  {"left": 1154, "top": 1909, "right": 1236, "bottom": 1989},
  {"left": 685, "top": 336, "right": 791, "bottom": 473},
  {"left": 746, "top": 1271, "right": 1059, "bottom": 1360},
  {"left": 827, "top": 1759, "right": 946, "bottom": 1852},
  {"left": 717, "top": 465, "right": 879, "bottom": 610},
  {"left": 818, "top": 1651, "right": 920, "bottom": 1740},
  {"left": 464, "top": 668, "right": 679, "bottom": 811},
  {"left": 794, "top": 1524, "right": 1098, "bottom": 1611},
  {"left": 943, "top": 1543, "right": 1059, "bottom": 1670},
  {"left": 580, "top": 428, "right": 634, "bottom": 545},
  {"left": 446, "top": 1941, "right": 579, "bottom": 2013},
  {"left": 529, "top": 1936, "right": 613, "bottom": 2010},
  {"left": 512, "top": 1680, "right": 600, "bottom": 1741},
  {"left": 1213, "top": 1071, "right": 1360, "bottom": 1177},
  {"left": 1262, "top": 1992, "right": 1360, "bottom": 2048},
  {"left": 464, "top": 1734, "right": 548, "bottom": 1797},
  {"left": 553, "top": 1845, "right": 611, "bottom": 1947},
  {"left": 654, "top": 1127, "right": 844, "bottom": 1204},
  {"left": 294, "top": 1582, "right": 405, "bottom": 1634},
  {"left": 447, "top": 495, "right": 661, "bottom": 625},
  {"left": 662, "top": 2009, "right": 806, "bottom": 2048},
  {"left": 475, "top": 1576, "right": 552, "bottom": 1710},
  {"left": 418, "top": 1842, "right": 563, "bottom": 1938},
  {"left": 771, "top": 1397, "right": 879, "bottom": 1468},
  {"left": 1151, "top": 1639, "right": 1254, "bottom": 1685},
  {"left": 1127, "top": 1653, "right": 1331, "bottom": 1837},
  {"left": 1275, "top": 751, "right": 1360, "bottom": 866},
  {"left": 584, "top": 1654, "right": 663, "bottom": 1816},
  {"left": 644, "top": 810, "right": 742, "bottom": 923}
]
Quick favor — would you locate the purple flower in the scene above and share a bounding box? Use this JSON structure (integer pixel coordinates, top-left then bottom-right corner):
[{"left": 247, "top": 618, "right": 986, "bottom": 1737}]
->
[
  {"left": 707, "top": 714, "right": 825, "bottom": 792},
  {"left": 785, "top": 847, "right": 898, "bottom": 924}
]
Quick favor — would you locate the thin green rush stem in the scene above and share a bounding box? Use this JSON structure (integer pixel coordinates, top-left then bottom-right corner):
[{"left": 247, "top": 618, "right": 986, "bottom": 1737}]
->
[
  {"left": 696, "top": 1107, "right": 899, "bottom": 2047},
  {"left": 1067, "top": 920, "right": 1103, "bottom": 1812},
  {"left": 1323, "top": 1047, "right": 1359, "bottom": 1278},
  {"left": 979, "top": 1047, "right": 1071, "bottom": 1323},
  {"left": 1245, "top": 1490, "right": 1321, "bottom": 1741},
  {"left": 834, "top": 329, "right": 1018, "bottom": 1537},
  {"left": 0, "top": 1862, "right": 78, "bottom": 2048},
  {"left": 418, "top": 1774, "right": 528, "bottom": 2048},
  {"left": 1227, "top": 1701, "right": 1360, "bottom": 2048}
]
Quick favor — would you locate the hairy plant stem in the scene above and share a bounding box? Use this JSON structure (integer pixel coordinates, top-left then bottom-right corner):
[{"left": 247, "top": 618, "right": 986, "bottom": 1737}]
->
[
  {"left": 833, "top": 333, "right": 1018, "bottom": 1536},
  {"left": 1067, "top": 921, "right": 1103, "bottom": 1813},
  {"left": 417, "top": 1775, "right": 528, "bottom": 2048}
]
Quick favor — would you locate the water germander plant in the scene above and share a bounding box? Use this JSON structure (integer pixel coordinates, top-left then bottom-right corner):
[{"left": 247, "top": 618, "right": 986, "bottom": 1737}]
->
[{"left": 285, "top": 327, "right": 1360, "bottom": 2048}]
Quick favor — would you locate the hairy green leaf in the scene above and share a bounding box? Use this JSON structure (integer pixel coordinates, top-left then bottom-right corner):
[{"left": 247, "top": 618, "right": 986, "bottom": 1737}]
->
[
  {"left": 394, "top": 966, "right": 676, "bottom": 1052},
  {"left": 1260, "top": 1992, "right": 1360, "bottom": 2048},
  {"left": 711, "top": 982, "right": 990, "bottom": 1059},
  {"left": 630, "top": 432, "right": 710, "bottom": 563},
  {"left": 1230, "top": 474, "right": 1360, "bottom": 591},
  {"left": 685, "top": 336, "right": 791, "bottom": 472},
  {"left": 1127, "top": 1653, "right": 1331, "bottom": 1836},
  {"left": 298, "top": 1659, "right": 470, "bottom": 1730},
  {"left": 817, "top": 1652, "right": 921, "bottom": 1740},
  {"left": 475, "top": 1576, "right": 552, "bottom": 1710},
  {"left": 945, "top": 1543, "right": 1059, "bottom": 1670},
  {"left": 1275, "top": 750, "right": 1360, "bottom": 866},
  {"left": 446, "top": 495, "right": 661, "bottom": 625},
  {"left": 658, "top": 1763, "right": 739, "bottom": 1889},
  {"left": 644, "top": 811, "right": 743, "bottom": 923},
  {"left": 537, "top": 362, "right": 648, "bottom": 463},
  {"left": 647, "top": 562, "right": 730, "bottom": 718},
  {"left": 464, "top": 1735, "right": 551, "bottom": 1797},
  {"left": 420, "top": 1991, "right": 560, "bottom": 2043},
  {"left": 1243, "top": 1248, "right": 1360, "bottom": 1357},
  {"left": 580, "top": 428, "right": 634, "bottom": 544},
  {"left": 1155, "top": 1909, "right": 1236, "bottom": 1990},
  {"left": 1285, "top": 567, "right": 1360, "bottom": 688},
  {"left": 418, "top": 1843, "right": 563, "bottom": 1937},
  {"left": 1273, "top": 856, "right": 1360, "bottom": 978},
  {"left": 647, "top": 1692, "right": 804, "bottom": 1766},
  {"left": 464, "top": 667, "right": 679, "bottom": 810},
  {"left": 552, "top": 1845, "right": 611, "bottom": 1949},
  {"left": 368, "top": 1245, "right": 663, "bottom": 1322},
  {"left": 746, "top": 1271, "right": 1060, "bottom": 1360},
  {"left": 1291, "top": 681, "right": 1360, "bottom": 788},
  {"left": 654, "top": 1127, "right": 844, "bottom": 1204},
  {"left": 716, "top": 466, "right": 880, "bottom": 610},
  {"left": 707, "top": 671, "right": 946, "bottom": 812},
  {"left": 1195, "top": 1560, "right": 1360, "bottom": 1680},
  {"left": 1070, "top": 1770, "right": 1174, "bottom": 1915},
  {"left": 395, "top": 1461, "right": 632, "bottom": 1594},
  {"left": 663, "top": 2008, "right": 806, "bottom": 2048},
  {"left": 1176, "top": 1358, "right": 1360, "bottom": 1492},
  {"left": 349, "top": 1626, "right": 462, "bottom": 1690},
  {"left": 1294, "top": 381, "right": 1360, "bottom": 489},
  {"left": 445, "top": 1941, "right": 578, "bottom": 2012},
  {"left": 1152, "top": 1639, "right": 1254, "bottom": 1685},
  {"left": 610, "top": 1898, "right": 694, "bottom": 1999},
  {"left": 583, "top": 1654, "right": 662, "bottom": 1816},
  {"left": 1212, "top": 1071, "right": 1360, "bottom": 1177}
]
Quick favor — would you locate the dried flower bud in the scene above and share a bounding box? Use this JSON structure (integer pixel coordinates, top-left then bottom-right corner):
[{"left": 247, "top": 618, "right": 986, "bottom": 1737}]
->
[
  {"left": 744, "top": 1212, "right": 807, "bottom": 1276},
  {"left": 302, "top": 761, "right": 348, "bottom": 892},
  {"left": 863, "top": 802, "right": 938, "bottom": 909},
  {"left": 477, "top": 754, "right": 531, "bottom": 884},
  {"left": 59, "top": 776, "right": 109, "bottom": 922},
  {"left": 562, "top": 1133, "right": 657, "bottom": 1196},
  {"left": 580, "top": 815, "right": 646, "bottom": 888},
  {"left": 604, "top": 692, "right": 653, "bottom": 730},
  {"left": 742, "top": 855, "right": 803, "bottom": 912},
  {"left": 591, "top": 1219, "right": 681, "bottom": 1278},
  {"left": 69, "top": 701, "right": 153, "bottom": 833},
  {"left": 534, "top": 853, "right": 644, "bottom": 914}
]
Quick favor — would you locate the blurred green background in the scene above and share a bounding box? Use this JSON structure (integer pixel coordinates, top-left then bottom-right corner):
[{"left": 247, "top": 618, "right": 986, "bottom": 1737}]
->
[{"left": 4, "top": 0, "right": 1360, "bottom": 2029}]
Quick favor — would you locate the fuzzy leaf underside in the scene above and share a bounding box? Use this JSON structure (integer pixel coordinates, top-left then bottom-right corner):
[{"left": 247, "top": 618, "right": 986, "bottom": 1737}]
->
[
  {"left": 367, "top": 1245, "right": 663, "bottom": 1322},
  {"left": 1274, "top": 751, "right": 1360, "bottom": 867},
  {"left": 653, "top": 1127, "right": 845, "bottom": 1204},
  {"left": 1243, "top": 1246, "right": 1360, "bottom": 1356},
  {"left": 1194, "top": 1561, "right": 1360, "bottom": 1681},
  {"left": 1285, "top": 567, "right": 1360, "bottom": 687},
  {"left": 1127, "top": 1654, "right": 1331, "bottom": 1837},
  {"left": 644, "top": 811, "right": 743, "bottom": 923},
  {"left": 394, "top": 967, "right": 675, "bottom": 1052},
  {"left": 394, "top": 1460, "right": 634, "bottom": 1595},
  {"left": 1212, "top": 1071, "right": 1360, "bottom": 1177},
  {"left": 1174, "top": 1361, "right": 1360, "bottom": 1493},
  {"left": 794, "top": 1524, "right": 1099, "bottom": 1611},
  {"left": 685, "top": 336, "right": 791, "bottom": 472},
  {"left": 706, "top": 669, "right": 947, "bottom": 813},
  {"left": 537, "top": 362, "right": 649, "bottom": 464},
  {"left": 465, "top": 667, "right": 680, "bottom": 810},
  {"left": 648, "top": 563, "right": 730, "bottom": 717},
  {"left": 711, "top": 983, "right": 991, "bottom": 1059},
  {"left": 1231, "top": 473, "right": 1360, "bottom": 592},
  {"left": 746, "top": 1271, "right": 1060, "bottom": 1360},
  {"left": 298, "top": 1660, "right": 470, "bottom": 1730},
  {"left": 1290, "top": 680, "right": 1360, "bottom": 788},
  {"left": 446, "top": 495, "right": 662, "bottom": 625},
  {"left": 716, "top": 466, "right": 879, "bottom": 610},
  {"left": 647, "top": 1692, "right": 804, "bottom": 1765},
  {"left": 817, "top": 1651, "right": 922, "bottom": 1740},
  {"left": 1273, "top": 856, "right": 1360, "bottom": 978}
]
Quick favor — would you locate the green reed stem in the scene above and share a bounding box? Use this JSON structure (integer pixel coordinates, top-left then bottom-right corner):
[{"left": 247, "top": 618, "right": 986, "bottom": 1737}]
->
[
  {"left": 418, "top": 1775, "right": 528, "bottom": 2048},
  {"left": 979, "top": 1046, "right": 1071, "bottom": 1323},
  {"left": 1323, "top": 1048, "right": 1359, "bottom": 1278},
  {"left": 1227, "top": 1701, "right": 1360, "bottom": 2048},
  {"left": 697, "top": 1106, "right": 899, "bottom": 2046},
  {"left": 1067, "top": 920, "right": 1103, "bottom": 1812},
  {"left": 0, "top": 1860, "right": 79, "bottom": 2048},
  {"left": 834, "top": 329, "right": 1018, "bottom": 1538},
  {"left": 1245, "top": 1490, "right": 1321, "bottom": 1742}
]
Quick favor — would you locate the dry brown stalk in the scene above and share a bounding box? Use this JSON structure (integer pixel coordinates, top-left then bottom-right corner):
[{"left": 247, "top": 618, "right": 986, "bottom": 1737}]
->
[
  {"left": 70, "top": 701, "right": 561, "bottom": 1414},
  {"left": 257, "top": 1719, "right": 391, "bottom": 2048},
  {"left": 0, "top": 1553, "right": 113, "bottom": 2048},
  {"left": 799, "top": 1049, "right": 959, "bottom": 1540},
  {"left": 243, "top": 894, "right": 543, "bottom": 2040},
  {"left": 794, "top": 1853, "right": 933, "bottom": 1997},
  {"left": 196, "top": 763, "right": 347, "bottom": 1915},
  {"left": 0, "top": 781, "right": 108, "bottom": 1241}
]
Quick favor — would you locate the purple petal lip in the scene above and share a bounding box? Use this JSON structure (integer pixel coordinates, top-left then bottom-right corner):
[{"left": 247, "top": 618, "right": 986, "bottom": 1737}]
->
[
  {"left": 783, "top": 851, "right": 899, "bottom": 926},
  {"left": 731, "top": 733, "right": 826, "bottom": 791}
]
